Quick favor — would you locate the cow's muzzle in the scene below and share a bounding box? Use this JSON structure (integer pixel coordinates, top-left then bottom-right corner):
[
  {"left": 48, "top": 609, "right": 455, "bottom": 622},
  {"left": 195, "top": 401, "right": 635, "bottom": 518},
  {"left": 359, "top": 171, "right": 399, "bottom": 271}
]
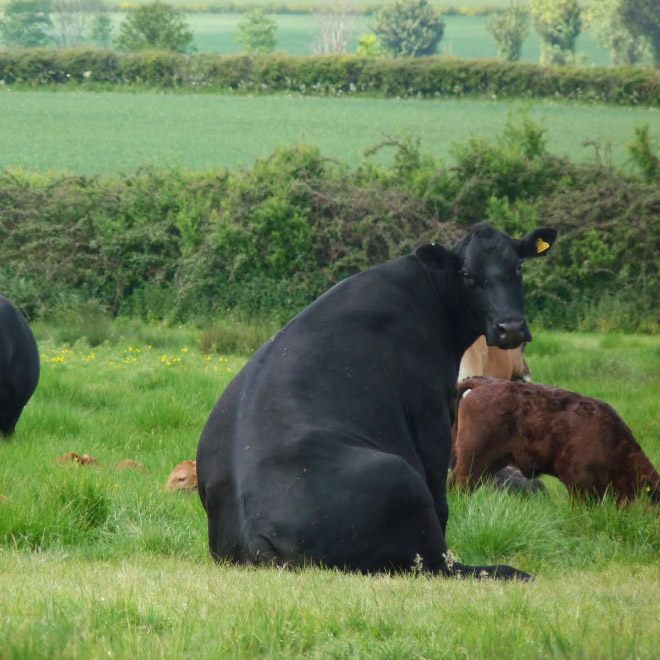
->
[{"left": 488, "top": 319, "right": 532, "bottom": 349}]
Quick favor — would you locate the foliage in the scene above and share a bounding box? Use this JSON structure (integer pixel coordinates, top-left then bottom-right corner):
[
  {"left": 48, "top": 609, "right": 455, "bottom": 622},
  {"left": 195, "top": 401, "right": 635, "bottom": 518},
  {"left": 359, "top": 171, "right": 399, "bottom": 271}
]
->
[
  {"left": 373, "top": 0, "right": 445, "bottom": 57},
  {"left": 115, "top": 1, "right": 194, "bottom": 53},
  {"left": 620, "top": 0, "right": 660, "bottom": 67},
  {"left": 356, "top": 33, "right": 382, "bottom": 57},
  {"left": 485, "top": 2, "right": 529, "bottom": 62},
  {"left": 89, "top": 12, "right": 113, "bottom": 47},
  {"left": 1, "top": 51, "right": 660, "bottom": 106},
  {"left": 587, "top": 0, "right": 650, "bottom": 66},
  {"left": 530, "top": 0, "right": 582, "bottom": 65},
  {"left": 1, "top": 115, "right": 660, "bottom": 331},
  {"left": 626, "top": 124, "right": 660, "bottom": 181},
  {"left": 0, "top": 0, "right": 52, "bottom": 48},
  {"left": 235, "top": 7, "right": 277, "bottom": 55}
]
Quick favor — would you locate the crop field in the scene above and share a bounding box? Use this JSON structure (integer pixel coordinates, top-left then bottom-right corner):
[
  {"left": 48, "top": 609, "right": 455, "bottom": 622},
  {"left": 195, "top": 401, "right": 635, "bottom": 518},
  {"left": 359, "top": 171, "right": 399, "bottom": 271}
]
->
[
  {"left": 1, "top": 324, "right": 660, "bottom": 658},
  {"left": 3, "top": 91, "right": 658, "bottom": 174},
  {"left": 104, "top": 12, "right": 610, "bottom": 64}
]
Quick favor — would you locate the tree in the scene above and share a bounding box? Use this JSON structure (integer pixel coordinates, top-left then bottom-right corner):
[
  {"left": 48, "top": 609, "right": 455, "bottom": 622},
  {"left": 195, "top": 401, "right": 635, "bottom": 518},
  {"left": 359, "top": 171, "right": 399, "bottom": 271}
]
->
[
  {"left": 313, "top": 6, "right": 355, "bottom": 55},
  {"left": 115, "top": 1, "right": 194, "bottom": 53},
  {"left": 89, "top": 11, "right": 112, "bottom": 47},
  {"left": 486, "top": 3, "right": 530, "bottom": 62},
  {"left": 0, "top": 0, "right": 52, "bottom": 48},
  {"left": 235, "top": 8, "right": 277, "bottom": 54},
  {"left": 373, "top": 0, "right": 445, "bottom": 58},
  {"left": 50, "top": 0, "right": 103, "bottom": 48},
  {"left": 587, "top": 0, "right": 650, "bottom": 66},
  {"left": 620, "top": 0, "right": 660, "bottom": 67},
  {"left": 530, "top": 0, "right": 582, "bottom": 65}
]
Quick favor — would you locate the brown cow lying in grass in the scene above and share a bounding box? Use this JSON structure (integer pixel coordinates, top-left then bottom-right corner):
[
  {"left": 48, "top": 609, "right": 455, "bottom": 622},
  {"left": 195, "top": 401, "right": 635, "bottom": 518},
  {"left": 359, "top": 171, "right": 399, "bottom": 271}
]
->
[
  {"left": 450, "top": 377, "right": 660, "bottom": 505},
  {"left": 165, "top": 460, "right": 197, "bottom": 492}
]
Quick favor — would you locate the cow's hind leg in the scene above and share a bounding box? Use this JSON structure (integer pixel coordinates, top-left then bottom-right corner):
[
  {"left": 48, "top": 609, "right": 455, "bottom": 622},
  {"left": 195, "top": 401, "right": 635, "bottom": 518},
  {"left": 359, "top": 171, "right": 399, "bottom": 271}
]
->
[{"left": 251, "top": 445, "right": 532, "bottom": 580}]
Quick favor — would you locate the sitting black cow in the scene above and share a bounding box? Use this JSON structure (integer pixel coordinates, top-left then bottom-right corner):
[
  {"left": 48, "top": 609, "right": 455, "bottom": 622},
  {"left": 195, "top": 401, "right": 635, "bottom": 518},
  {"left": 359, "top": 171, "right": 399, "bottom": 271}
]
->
[
  {"left": 0, "top": 295, "right": 40, "bottom": 436},
  {"left": 197, "top": 222, "right": 557, "bottom": 580}
]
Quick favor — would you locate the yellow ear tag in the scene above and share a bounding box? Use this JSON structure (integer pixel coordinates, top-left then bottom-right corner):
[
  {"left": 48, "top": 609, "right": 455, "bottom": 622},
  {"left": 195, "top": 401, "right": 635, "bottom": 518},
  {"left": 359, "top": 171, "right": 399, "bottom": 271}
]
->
[{"left": 536, "top": 237, "right": 550, "bottom": 254}]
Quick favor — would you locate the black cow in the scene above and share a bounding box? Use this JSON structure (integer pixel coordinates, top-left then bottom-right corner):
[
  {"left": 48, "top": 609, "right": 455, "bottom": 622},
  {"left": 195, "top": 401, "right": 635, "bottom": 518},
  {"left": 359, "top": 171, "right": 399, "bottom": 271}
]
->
[
  {"left": 0, "top": 295, "right": 40, "bottom": 436},
  {"left": 197, "top": 222, "right": 557, "bottom": 580}
]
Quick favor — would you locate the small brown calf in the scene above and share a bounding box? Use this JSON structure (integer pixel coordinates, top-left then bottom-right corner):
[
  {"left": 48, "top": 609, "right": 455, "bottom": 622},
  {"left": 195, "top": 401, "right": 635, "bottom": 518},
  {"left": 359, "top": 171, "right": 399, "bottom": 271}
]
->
[
  {"left": 450, "top": 377, "right": 660, "bottom": 505},
  {"left": 165, "top": 460, "right": 197, "bottom": 492}
]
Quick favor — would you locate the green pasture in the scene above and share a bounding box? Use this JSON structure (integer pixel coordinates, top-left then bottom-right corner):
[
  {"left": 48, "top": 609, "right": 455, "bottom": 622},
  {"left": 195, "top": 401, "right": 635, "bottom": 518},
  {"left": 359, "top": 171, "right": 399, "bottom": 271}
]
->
[
  {"left": 1, "top": 324, "right": 660, "bottom": 658},
  {"left": 3, "top": 91, "right": 658, "bottom": 174},
  {"left": 104, "top": 12, "right": 610, "bottom": 64}
]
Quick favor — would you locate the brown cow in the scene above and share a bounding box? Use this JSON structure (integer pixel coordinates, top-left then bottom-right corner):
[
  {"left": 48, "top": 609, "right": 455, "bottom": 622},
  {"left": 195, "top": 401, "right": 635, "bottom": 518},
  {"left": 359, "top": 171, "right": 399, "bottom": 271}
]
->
[
  {"left": 459, "top": 335, "right": 531, "bottom": 383},
  {"left": 165, "top": 460, "right": 198, "bottom": 492},
  {"left": 457, "top": 336, "right": 540, "bottom": 494},
  {"left": 450, "top": 377, "right": 660, "bottom": 505}
]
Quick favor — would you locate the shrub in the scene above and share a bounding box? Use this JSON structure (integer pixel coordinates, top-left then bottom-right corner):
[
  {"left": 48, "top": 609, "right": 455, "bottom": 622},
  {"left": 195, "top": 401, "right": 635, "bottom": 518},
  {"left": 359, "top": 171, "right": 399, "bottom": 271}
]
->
[
  {"left": 115, "top": 1, "right": 195, "bottom": 54},
  {"left": 1, "top": 120, "right": 660, "bottom": 332},
  {"left": 235, "top": 8, "right": 277, "bottom": 55},
  {"left": 373, "top": 0, "right": 445, "bottom": 58},
  {"left": 486, "top": 3, "right": 530, "bottom": 62}
]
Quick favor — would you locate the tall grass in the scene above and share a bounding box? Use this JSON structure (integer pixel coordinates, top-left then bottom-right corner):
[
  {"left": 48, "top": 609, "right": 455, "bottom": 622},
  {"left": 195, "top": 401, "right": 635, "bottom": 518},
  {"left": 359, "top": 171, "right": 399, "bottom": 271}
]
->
[{"left": 1, "top": 325, "right": 659, "bottom": 658}]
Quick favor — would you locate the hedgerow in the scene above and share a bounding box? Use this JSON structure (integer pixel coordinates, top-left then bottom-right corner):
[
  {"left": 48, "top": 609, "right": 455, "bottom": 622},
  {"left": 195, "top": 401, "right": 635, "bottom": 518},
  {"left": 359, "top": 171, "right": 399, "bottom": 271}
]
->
[
  {"left": 1, "top": 114, "right": 659, "bottom": 331},
  {"left": 0, "top": 49, "right": 659, "bottom": 104}
]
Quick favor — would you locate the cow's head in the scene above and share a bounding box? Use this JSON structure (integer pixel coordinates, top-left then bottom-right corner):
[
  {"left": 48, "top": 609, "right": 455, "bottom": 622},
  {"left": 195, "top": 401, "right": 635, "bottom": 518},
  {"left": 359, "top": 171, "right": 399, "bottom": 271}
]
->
[{"left": 416, "top": 223, "right": 557, "bottom": 350}]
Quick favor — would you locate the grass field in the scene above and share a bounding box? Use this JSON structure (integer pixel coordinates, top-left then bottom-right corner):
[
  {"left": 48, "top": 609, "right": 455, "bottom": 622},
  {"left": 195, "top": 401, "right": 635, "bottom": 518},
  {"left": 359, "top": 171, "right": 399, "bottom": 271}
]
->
[
  {"left": 101, "top": 12, "right": 611, "bottom": 63},
  {"left": 1, "top": 322, "right": 660, "bottom": 658},
  {"left": 3, "top": 91, "right": 658, "bottom": 174}
]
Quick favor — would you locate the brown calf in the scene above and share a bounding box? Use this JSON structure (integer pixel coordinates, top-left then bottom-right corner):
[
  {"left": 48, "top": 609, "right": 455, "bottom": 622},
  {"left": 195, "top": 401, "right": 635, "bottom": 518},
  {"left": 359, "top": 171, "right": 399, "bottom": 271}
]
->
[
  {"left": 165, "top": 460, "right": 198, "bottom": 492},
  {"left": 450, "top": 377, "right": 660, "bottom": 505},
  {"left": 457, "top": 336, "right": 540, "bottom": 494}
]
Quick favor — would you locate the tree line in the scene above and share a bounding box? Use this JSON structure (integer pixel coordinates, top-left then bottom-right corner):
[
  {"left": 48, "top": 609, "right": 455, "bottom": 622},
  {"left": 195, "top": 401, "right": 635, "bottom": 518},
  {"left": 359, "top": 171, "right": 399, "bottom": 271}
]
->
[{"left": 1, "top": 0, "right": 659, "bottom": 67}]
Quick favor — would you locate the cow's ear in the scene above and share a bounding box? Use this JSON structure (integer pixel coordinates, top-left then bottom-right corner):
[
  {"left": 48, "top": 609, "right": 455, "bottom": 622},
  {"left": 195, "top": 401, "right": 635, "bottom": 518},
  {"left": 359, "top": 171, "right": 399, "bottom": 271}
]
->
[
  {"left": 515, "top": 227, "right": 558, "bottom": 259},
  {"left": 415, "top": 243, "right": 457, "bottom": 270}
]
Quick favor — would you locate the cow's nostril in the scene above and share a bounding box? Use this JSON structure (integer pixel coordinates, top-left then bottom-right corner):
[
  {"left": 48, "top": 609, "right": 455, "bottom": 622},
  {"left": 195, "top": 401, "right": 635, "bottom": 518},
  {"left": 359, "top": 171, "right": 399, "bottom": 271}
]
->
[{"left": 494, "top": 320, "right": 531, "bottom": 349}]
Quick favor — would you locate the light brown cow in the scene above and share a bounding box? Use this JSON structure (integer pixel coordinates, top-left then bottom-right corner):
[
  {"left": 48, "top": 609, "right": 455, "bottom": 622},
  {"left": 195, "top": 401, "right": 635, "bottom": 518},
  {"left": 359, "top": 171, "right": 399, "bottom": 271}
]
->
[
  {"left": 450, "top": 377, "right": 660, "bottom": 505},
  {"left": 165, "top": 460, "right": 198, "bottom": 492},
  {"left": 458, "top": 335, "right": 531, "bottom": 383}
]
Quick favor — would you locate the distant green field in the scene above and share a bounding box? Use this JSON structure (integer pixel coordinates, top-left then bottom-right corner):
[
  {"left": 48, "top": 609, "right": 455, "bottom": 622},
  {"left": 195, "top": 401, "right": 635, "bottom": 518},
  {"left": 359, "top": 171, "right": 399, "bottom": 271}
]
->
[
  {"left": 3, "top": 91, "right": 658, "bottom": 174},
  {"left": 106, "top": 12, "right": 610, "bottom": 64}
]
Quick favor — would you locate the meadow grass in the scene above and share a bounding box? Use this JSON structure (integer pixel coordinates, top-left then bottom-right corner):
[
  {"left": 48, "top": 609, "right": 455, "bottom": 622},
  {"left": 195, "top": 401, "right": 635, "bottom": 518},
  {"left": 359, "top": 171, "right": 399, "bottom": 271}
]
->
[
  {"left": 3, "top": 91, "right": 658, "bottom": 174},
  {"left": 1, "top": 322, "right": 660, "bottom": 658}
]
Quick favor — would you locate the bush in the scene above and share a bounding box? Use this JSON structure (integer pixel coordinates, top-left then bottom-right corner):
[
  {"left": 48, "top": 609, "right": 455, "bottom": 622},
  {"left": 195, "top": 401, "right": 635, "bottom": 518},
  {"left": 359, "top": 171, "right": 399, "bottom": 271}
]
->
[
  {"left": 373, "top": 0, "right": 445, "bottom": 58},
  {"left": 1, "top": 50, "right": 658, "bottom": 105},
  {"left": 1, "top": 119, "right": 660, "bottom": 332},
  {"left": 115, "top": 1, "right": 195, "bottom": 54}
]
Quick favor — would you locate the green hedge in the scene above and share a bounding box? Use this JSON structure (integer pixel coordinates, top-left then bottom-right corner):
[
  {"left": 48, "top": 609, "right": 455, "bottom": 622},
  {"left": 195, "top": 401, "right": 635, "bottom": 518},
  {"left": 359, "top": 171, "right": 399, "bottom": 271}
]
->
[
  {"left": 1, "top": 49, "right": 659, "bottom": 104},
  {"left": 1, "top": 115, "right": 660, "bottom": 332}
]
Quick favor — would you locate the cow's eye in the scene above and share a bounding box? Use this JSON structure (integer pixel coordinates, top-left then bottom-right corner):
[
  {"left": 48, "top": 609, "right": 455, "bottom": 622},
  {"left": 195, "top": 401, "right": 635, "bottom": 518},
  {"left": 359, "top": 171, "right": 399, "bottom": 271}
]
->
[{"left": 515, "top": 263, "right": 523, "bottom": 277}]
